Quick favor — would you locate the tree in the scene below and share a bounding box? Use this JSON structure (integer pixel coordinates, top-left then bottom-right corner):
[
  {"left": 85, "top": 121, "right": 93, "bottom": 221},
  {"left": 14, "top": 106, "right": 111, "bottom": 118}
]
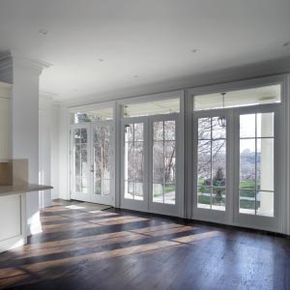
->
[{"left": 213, "top": 167, "right": 225, "bottom": 202}]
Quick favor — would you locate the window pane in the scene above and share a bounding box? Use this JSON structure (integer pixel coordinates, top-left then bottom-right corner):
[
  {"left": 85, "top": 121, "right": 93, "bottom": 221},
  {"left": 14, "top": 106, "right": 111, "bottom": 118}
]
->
[
  {"left": 152, "top": 120, "right": 176, "bottom": 205},
  {"left": 239, "top": 190, "right": 255, "bottom": 215},
  {"left": 197, "top": 140, "right": 211, "bottom": 184},
  {"left": 123, "top": 98, "right": 180, "bottom": 117},
  {"left": 153, "top": 140, "right": 164, "bottom": 203},
  {"left": 74, "top": 129, "right": 81, "bottom": 143},
  {"left": 153, "top": 122, "right": 163, "bottom": 141},
  {"left": 257, "top": 113, "right": 274, "bottom": 138},
  {"left": 197, "top": 116, "right": 226, "bottom": 211},
  {"left": 198, "top": 118, "right": 211, "bottom": 140},
  {"left": 164, "top": 184, "right": 176, "bottom": 205},
  {"left": 93, "top": 125, "right": 112, "bottom": 196},
  {"left": 212, "top": 140, "right": 226, "bottom": 186},
  {"left": 102, "top": 180, "right": 111, "bottom": 196},
  {"left": 134, "top": 142, "right": 144, "bottom": 201},
  {"left": 212, "top": 117, "right": 226, "bottom": 139},
  {"left": 125, "top": 124, "right": 134, "bottom": 142},
  {"left": 194, "top": 84, "right": 281, "bottom": 111},
  {"left": 239, "top": 139, "right": 256, "bottom": 189},
  {"left": 164, "top": 141, "right": 176, "bottom": 184},
  {"left": 81, "top": 128, "right": 88, "bottom": 143},
  {"left": 239, "top": 138, "right": 256, "bottom": 214},
  {"left": 126, "top": 142, "right": 135, "bottom": 181},
  {"left": 197, "top": 186, "right": 211, "bottom": 209},
  {"left": 256, "top": 191, "right": 274, "bottom": 217},
  {"left": 240, "top": 114, "right": 256, "bottom": 138},
  {"left": 72, "top": 127, "right": 89, "bottom": 194},
  {"left": 257, "top": 138, "right": 274, "bottom": 192},
  {"left": 124, "top": 181, "right": 134, "bottom": 199},
  {"left": 212, "top": 187, "right": 225, "bottom": 210},
  {"left": 164, "top": 121, "right": 176, "bottom": 140},
  {"left": 134, "top": 123, "right": 144, "bottom": 141},
  {"left": 239, "top": 112, "right": 275, "bottom": 217},
  {"left": 72, "top": 107, "right": 113, "bottom": 123},
  {"left": 124, "top": 122, "right": 144, "bottom": 201},
  {"left": 153, "top": 183, "right": 163, "bottom": 203},
  {"left": 194, "top": 94, "right": 224, "bottom": 111}
]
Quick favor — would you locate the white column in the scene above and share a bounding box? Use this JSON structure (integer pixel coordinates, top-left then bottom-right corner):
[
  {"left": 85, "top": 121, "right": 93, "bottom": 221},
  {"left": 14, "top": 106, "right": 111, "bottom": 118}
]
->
[{"left": 12, "top": 55, "right": 48, "bottom": 235}]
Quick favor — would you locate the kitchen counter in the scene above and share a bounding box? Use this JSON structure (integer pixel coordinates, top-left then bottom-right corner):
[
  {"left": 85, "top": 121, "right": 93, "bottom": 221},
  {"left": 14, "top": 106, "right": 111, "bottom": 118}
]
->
[{"left": 0, "top": 184, "right": 53, "bottom": 196}]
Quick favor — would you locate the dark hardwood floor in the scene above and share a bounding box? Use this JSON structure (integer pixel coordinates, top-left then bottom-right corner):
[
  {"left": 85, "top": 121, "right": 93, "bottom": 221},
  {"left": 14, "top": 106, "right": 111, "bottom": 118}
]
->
[{"left": 0, "top": 200, "right": 290, "bottom": 290}]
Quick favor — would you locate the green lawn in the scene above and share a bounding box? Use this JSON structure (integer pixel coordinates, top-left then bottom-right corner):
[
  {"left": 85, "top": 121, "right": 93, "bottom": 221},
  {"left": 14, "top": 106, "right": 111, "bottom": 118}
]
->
[{"left": 197, "top": 178, "right": 258, "bottom": 209}]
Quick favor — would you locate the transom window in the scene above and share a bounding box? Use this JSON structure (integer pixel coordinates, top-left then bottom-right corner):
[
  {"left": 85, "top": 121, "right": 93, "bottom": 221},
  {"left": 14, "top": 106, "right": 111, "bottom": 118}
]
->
[
  {"left": 194, "top": 84, "right": 281, "bottom": 111},
  {"left": 123, "top": 98, "right": 179, "bottom": 118},
  {"left": 72, "top": 107, "right": 113, "bottom": 123}
]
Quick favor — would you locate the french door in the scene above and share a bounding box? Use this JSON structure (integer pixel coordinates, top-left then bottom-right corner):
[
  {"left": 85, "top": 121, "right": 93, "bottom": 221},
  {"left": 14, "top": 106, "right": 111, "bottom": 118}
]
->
[
  {"left": 121, "top": 114, "right": 180, "bottom": 216},
  {"left": 70, "top": 121, "right": 114, "bottom": 205},
  {"left": 193, "top": 109, "right": 231, "bottom": 224},
  {"left": 193, "top": 105, "right": 282, "bottom": 232}
]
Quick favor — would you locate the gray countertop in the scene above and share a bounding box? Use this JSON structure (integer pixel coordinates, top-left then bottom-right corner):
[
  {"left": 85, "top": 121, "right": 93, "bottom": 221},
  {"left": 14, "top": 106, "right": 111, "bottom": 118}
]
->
[{"left": 0, "top": 184, "right": 53, "bottom": 197}]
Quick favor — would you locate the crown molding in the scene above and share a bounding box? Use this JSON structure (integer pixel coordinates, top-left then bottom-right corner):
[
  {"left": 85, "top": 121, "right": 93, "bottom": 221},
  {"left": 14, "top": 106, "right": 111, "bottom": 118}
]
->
[
  {"left": 0, "top": 50, "right": 52, "bottom": 82},
  {"left": 11, "top": 51, "right": 51, "bottom": 75}
]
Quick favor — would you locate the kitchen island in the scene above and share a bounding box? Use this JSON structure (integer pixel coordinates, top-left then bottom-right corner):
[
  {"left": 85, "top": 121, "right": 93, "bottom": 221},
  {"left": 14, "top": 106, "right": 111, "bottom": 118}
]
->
[{"left": 0, "top": 184, "right": 52, "bottom": 252}]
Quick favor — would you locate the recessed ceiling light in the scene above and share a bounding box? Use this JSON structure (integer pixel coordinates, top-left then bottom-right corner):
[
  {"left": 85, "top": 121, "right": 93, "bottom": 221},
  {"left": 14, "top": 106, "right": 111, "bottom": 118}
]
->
[
  {"left": 98, "top": 58, "right": 104, "bottom": 62},
  {"left": 191, "top": 49, "right": 199, "bottom": 53},
  {"left": 39, "top": 29, "right": 48, "bottom": 36},
  {"left": 283, "top": 41, "right": 290, "bottom": 47}
]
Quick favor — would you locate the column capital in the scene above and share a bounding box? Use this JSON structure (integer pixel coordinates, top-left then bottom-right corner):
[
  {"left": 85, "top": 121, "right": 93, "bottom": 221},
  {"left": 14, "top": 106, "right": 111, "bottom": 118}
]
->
[{"left": 11, "top": 51, "right": 51, "bottom": 76}]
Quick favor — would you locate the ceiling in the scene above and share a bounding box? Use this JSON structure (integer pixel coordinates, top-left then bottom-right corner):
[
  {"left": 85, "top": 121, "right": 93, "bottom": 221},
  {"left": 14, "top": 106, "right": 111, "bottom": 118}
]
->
[{"left": 0, "top": 0, "right": 289, "bottom": 103}]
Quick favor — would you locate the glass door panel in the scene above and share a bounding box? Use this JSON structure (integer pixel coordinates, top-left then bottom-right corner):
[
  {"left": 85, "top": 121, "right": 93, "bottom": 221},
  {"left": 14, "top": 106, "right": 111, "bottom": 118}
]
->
[
  {"left": 239, "top": 112, "right": 274, "bottom": 217},
  {"left": 124, "top": 122, "right": 145, "bottom": 202},
  {"left": 152, "top": 120, "right": 176, "bottom": 205},
  {"left": 149, "top": 115, "right": 179, "bottom": 217},
  {"left": 70, "top": 125, "right": 91, "bottom": 202},
  {"left": 196, "top": 116, "right": 227, "bottom": 211},
  {"left": 91, "top": 122, "right": 114, "bottom": 205}
]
